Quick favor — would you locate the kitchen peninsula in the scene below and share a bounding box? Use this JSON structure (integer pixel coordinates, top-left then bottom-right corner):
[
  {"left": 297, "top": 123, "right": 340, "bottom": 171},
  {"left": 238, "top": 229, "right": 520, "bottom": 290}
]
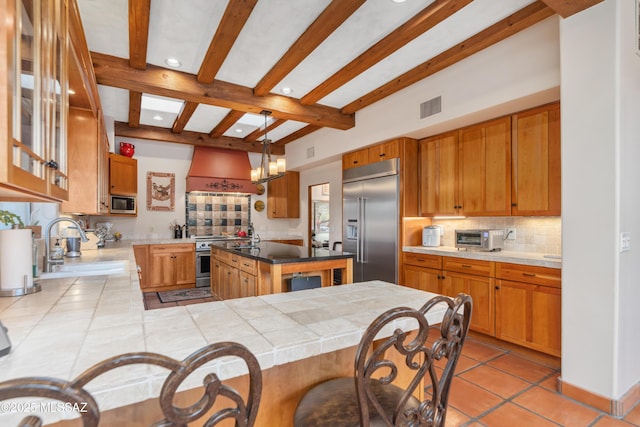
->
[
  {"left": 212, "top": 241, "right": 354, "bottom": 299},
  {"left": 0, "top": 242, "right": 440, "bottom": 426}
]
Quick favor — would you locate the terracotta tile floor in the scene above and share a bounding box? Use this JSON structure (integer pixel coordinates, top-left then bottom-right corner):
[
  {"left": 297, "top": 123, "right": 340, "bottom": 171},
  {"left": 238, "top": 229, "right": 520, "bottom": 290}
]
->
[
  {"left": 140, "top": 293, "right": 640, "bottom": 426},
  {"left": 446, "top": 338, "right": 640, "bottom": 426}
]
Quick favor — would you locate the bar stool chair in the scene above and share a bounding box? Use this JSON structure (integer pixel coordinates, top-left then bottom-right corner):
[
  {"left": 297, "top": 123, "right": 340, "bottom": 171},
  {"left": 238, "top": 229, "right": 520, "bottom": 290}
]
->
[
  {"left": 0, "top": 341, "right": 262, "bottom": 427},
  {"left": 294, "top": 293, "right": 472, "bottom": 427}
]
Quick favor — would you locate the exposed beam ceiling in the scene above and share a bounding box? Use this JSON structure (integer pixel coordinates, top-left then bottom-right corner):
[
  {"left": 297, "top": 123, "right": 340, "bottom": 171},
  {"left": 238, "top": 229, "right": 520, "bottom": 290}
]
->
[{"left": 75, "top": 0, "right": 603, "bottom": 152}]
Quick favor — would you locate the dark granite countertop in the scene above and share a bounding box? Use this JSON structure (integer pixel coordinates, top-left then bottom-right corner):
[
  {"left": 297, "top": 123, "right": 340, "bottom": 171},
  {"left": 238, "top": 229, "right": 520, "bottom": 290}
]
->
[{"left": 212, "top": 241, "right": 354, "bottom": 265}]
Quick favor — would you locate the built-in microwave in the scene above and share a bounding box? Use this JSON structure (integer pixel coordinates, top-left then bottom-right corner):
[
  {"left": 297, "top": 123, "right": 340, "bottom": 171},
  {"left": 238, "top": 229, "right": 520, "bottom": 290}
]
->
[
  {"left": 455, "top": 229, "right": 504, "bottom": 251},
  {"left": 110, "top": 195, "right": 136, "bottom": 215}
]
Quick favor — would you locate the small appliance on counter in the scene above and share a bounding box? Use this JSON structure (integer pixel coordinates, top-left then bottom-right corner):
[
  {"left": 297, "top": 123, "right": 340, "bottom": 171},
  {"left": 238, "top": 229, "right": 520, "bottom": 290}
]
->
[
  {"left": 422, "top": 225, "right": 443, "bottom": 247},
  {"left": 455, "top": 229, "right": 504, "bottom": 251}
]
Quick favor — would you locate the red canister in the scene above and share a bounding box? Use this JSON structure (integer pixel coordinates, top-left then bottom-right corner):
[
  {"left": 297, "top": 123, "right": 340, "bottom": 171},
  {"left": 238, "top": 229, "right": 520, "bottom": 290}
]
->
[{"left": 119, "top": 142, "right": 135, "bottom": 157}]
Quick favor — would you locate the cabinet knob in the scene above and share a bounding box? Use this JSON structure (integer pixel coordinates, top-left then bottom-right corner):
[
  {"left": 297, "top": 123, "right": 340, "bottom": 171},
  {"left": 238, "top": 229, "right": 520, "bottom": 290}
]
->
[
  {"left": 379, "top": 153, "right": 385, "bottom": 157},
  {"left": 512, "top": 203, "right": 517, "bottom": 207},
  {"left": 45, "top": 160, "right": 59, "bottom": 170},
  {"left": 495, "top": 286, "right": 500, "bottom": 290}
]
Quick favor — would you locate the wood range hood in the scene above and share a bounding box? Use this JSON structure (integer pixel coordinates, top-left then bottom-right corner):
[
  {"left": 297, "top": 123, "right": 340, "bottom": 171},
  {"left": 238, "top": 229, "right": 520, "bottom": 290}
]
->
[{"left": 186, "top": 147, "right": 257, "bottom": 194}]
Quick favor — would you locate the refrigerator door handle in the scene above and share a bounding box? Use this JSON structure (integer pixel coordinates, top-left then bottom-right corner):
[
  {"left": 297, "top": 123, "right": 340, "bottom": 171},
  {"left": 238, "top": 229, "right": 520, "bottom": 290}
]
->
[{"left": 359, "top": 197, "right": 366, "bottom": 263}]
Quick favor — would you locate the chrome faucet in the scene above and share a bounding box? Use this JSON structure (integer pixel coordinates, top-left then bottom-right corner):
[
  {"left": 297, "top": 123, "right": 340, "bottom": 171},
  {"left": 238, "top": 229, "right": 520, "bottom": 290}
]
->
[{"left": 44, "top": 218, "right": 89, "bottom": 272}]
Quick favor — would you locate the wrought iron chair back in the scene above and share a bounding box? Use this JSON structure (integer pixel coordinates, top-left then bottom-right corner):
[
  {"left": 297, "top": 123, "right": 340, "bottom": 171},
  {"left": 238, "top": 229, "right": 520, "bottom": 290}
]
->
[
  {"left": 0, "top": 341, "right": 262, "bottom": 427},
  {"left": 294, "top": 293, "right": 472, "bottom": 427}
]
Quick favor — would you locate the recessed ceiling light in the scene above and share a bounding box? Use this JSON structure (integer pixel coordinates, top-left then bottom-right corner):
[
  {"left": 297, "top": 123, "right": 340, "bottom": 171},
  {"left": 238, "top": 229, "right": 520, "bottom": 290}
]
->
[
  {"left": 235, "top": 128, "right": 243, "bottom": 133},
  {"left": 68, "top": 89, "right": 76, "bottom": 95},
  {"left": 165, "top": 57, "right": 182, "bottom": 68},
  {"left": 152, "top": 114, "right": 164, "bottom": 121},
  {"left": 281, "top": 87, "right": 293, "bottom": 95},
  {"left": 391, "top": 0, "right": 407, "bottom": 3}
]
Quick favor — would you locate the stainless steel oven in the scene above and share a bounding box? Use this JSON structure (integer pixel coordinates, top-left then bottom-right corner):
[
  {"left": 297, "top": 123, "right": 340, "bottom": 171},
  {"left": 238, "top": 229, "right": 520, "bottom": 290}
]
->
[{"left": 195, "top": 240, "right": 212, "bottom": 288}]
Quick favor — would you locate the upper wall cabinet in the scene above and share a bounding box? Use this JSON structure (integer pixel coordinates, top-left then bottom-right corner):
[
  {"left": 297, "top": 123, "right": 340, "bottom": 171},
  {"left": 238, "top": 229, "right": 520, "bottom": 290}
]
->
[
  {"left": 419, "top": 117, "right": 511, "bottom": 217},
  {"left": 458, "top": 117, "right": 512, "bottom": 216},
  {"left": 511, "top": 102, "right": 561, "bottom": 216},
  {"left": 342, "top": 139, "right": 400, "bottom": 170},
  {"left": 61, "top": 107, "right": 110, "bottom": 214},
  {"left": 419, "top": 131, "right": 458, "bottom": 217},
  {"left": 267, "top": 171, "right": 299, "bottom": 219},
  {"left": 418, "top": 103, "right": 560, "bottom": 217},
  {"left": 0, "top": 0, "right": 69, "bottom": 201},
  {"left": 109, "top": 153, "right": 138, "bottom": 196}
]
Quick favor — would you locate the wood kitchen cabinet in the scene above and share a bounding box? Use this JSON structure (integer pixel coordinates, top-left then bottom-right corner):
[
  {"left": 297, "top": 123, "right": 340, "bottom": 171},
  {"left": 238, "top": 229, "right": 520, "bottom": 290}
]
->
[
  {"left": 511, "top": 102, "right": 561, "bottom": 216},
  {"left": 211, "top": 249, "right": 256, "bottom": 299},
  {"left": 419, "top": 116, "right": 511, "bottom": 217},
  {"left": 109, "top": 153, "right": 138, "bottom": 195},
  {"left": 1, "top": 0, "right": 70, "bottom": 201},
  {"left": 457, "top": 116, "right": 511, "bottom": 216},
  {"left": 441, "top": 257, "right": 495, "bottom": 336},
  {"left": 342, "top": 149, "right": 370, "bottom": 170},
  {"left": 402, "top": 252, "right": 442, "bottom": 294},
  {"left": 401, "top": 253, "right": 494, "bottom": 335},
  {"left": 419, "top": 131, "right": 458, "bottom": 216},
  {"left": 147, "top": 243, "right": 195, "bottom": 291},
  {"left": 342, "top": 140, "right": 401, "bottom": 170},
  {"left": 495, "top": 262, "right": 561, "bottom": 356},
  {"left": 267, "top": 171, "right": 299, "bottom": 218},
  {"left": 401, "top": 252, "right": 561, "bottom": 356},
  {"left": 61, "top": 108, "right": 110, "bottom": 214}
]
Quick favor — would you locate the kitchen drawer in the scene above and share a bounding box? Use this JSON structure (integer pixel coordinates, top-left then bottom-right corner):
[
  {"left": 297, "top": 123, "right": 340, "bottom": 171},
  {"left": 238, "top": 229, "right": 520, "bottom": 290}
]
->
[
  {"left": 496, "top": 262, "right": 561, "bottom": 288},
  {"left": 215, "top": 250, "right": 233, "bottom": 264},
  {"left": 239, "top": 258, "right": 257, "bottom": 275},
  {"left": 150, "top": 243, "right": 194, "bottom": 254},
  {"left": 228, "top": 253, "right": 241, "bottom": 267},
  {"left": 443, "top": 257, "right": 494, "bottom": 277},
  {"left": 403, "top": 252, "right": 442, "bottom": 270}
]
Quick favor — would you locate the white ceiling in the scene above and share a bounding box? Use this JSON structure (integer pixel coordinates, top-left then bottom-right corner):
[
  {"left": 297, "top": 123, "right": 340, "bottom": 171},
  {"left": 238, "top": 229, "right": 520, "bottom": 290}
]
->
[{"left": 76, "top": 0, "right": 552, "bottom": 144}]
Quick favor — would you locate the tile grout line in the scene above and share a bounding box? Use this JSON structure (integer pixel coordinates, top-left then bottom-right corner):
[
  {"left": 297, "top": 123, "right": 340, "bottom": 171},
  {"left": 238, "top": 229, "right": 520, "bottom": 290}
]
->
[{"left": 454, "top": 344, "right": 565, "bottom": 426}]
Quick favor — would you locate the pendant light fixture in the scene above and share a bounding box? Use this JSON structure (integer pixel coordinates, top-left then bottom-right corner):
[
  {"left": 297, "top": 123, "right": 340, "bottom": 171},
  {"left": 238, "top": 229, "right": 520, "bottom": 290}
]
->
[{"left": 251, "top": 110, "right": 286, "bottom": 184}]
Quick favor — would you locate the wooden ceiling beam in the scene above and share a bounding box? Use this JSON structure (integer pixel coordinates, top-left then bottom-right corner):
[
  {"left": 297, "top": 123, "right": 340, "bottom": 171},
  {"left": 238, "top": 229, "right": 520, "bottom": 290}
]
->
[
  {"left": 244, "top": 118, "right": 286, "bottom": 143},
  {"left": 128, "top": 0, "right": 150, "bottom": 69},
  {"left": 253, "top": 0, "right": 365, "bottom": 96},
  {"left": 274, "top": 124, "right": 321, "bottom": 147},
  {"left": 93, "top": 52, "right": 355, "bottom": 130},
  {"left": 128, "top": 91, "right": 142, "bottom": 128},
  {"left": 115, "top": 121, "right": 285, "bottom": 155},
  {"left": 209, "top": 110, "right": 246, "bottom": 138},
  {"left": 342, "top": 1, "right": 555, "bottom": 114},
  {"left": 172, "top": 101, "right": 198, "bottom": 133},
  {"left": 128, "top": 0, "right": 150, "bottom": 129},
  {"left": 198, "top": 0, "right": 258, "bottom": 83},
  {"left": 539, "top": 0, "right": 603, "bottom": 18},
  {"left": 301, "top": 0, "right": 472, "bottom": 105}
]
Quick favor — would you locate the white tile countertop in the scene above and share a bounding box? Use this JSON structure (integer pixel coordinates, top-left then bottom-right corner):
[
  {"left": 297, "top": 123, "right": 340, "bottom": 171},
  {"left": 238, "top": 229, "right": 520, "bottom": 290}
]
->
[
  {"left": 403, "top": 245, "right": 562, "bottom": 269},
  {"left": 0, "top": 242, "right": 445, "bottom": 425}
]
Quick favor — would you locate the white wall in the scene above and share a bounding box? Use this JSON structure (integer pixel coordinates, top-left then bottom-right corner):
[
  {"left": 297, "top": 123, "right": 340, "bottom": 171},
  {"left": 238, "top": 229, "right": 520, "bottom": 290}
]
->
[
  {"left": 616, "top": 0, "right": 640, "bottom": 398},
  {"left": 560, "top": 0, "right": 640, "bottom": 400},
  {"left": 99, "top": 139, "right": 300, "bottom": 240},
  {"left": 287, "top": 16, "right": 561, "bottom": 170}
]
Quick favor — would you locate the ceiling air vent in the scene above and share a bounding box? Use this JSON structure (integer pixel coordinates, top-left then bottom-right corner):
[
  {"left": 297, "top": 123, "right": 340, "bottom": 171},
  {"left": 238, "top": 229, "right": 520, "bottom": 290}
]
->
[
  {"left": 420, "top": 96, "right": 442, "bottom": 119},
  {"left": 307, "top": 146, "right": 315, "bottom": 159}
]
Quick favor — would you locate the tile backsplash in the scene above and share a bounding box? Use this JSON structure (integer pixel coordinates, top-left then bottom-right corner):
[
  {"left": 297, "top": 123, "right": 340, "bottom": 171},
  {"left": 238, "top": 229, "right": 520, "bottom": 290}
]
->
[
  {"left": 432, "top": 216, "right": 561, "bottom": 255},
  {"left": 186, "top": 193, "right": 250, "bottom": 237}
]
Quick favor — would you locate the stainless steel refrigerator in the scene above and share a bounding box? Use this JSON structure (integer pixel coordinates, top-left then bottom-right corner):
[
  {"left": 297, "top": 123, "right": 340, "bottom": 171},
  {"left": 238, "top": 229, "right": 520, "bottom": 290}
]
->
[{"left": 343, "top": 159, "right": 399, "bottom": 283}]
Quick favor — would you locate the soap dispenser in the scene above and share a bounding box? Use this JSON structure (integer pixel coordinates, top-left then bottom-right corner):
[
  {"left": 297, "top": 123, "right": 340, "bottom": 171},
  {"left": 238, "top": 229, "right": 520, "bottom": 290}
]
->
[{"left": 52, "top": 239, "right": 63, "bottom": 260}]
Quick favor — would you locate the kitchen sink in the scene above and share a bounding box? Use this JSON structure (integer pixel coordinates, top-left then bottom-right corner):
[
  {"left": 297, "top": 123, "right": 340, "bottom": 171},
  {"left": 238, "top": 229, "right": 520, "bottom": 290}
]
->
[{"left": 39, "top": 260, "right": 128, "bottom": 279}]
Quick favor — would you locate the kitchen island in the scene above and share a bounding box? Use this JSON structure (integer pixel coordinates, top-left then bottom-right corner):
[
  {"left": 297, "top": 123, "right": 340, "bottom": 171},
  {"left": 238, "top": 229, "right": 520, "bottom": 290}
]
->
[
  {"left": 212, "top": 241, "right": 354, "bottom": 298},
  {"left": 0, "top": 243, "right": 440, "bottom": 426}
]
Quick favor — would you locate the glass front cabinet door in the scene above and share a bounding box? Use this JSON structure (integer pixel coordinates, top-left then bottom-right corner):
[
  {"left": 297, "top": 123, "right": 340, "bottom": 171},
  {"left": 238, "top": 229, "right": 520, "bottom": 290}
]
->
[{"left": 1, "top": 0, "right": 68, "bottom": 200}]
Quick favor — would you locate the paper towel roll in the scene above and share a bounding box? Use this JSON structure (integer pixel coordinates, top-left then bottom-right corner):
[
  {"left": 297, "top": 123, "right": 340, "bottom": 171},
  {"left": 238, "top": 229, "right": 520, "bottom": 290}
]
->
[{"left": 0, "top": 229, "right": 33, "bottom": 291}]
